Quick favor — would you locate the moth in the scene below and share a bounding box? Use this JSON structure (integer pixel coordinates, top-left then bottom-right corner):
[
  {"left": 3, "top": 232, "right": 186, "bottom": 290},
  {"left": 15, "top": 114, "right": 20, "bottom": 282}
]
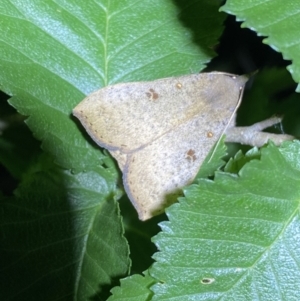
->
[{"left": 73, "top": 72, "right": 247, "bottom": 220}]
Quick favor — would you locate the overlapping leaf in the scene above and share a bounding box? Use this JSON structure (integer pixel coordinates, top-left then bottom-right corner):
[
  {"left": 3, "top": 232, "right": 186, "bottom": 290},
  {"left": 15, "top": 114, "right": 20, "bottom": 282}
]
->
[
  {"left": 0, "top": 160, "right": 130, "bottom": 301},
  {"left": 221, "top": 0, "right": 300, "bottom": 91},
  {"left": 151, "top": 141, "right": 300, "bottom": 300},
  {"left": 108, "top": 271, "right": 155, "bottom": 301}
]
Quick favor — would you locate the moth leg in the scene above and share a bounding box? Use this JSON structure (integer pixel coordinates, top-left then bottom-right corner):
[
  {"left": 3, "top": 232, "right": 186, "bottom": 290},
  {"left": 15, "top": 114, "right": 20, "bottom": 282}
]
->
[{"left": 225, "top": 116, "right": 294, "bottom": 147}]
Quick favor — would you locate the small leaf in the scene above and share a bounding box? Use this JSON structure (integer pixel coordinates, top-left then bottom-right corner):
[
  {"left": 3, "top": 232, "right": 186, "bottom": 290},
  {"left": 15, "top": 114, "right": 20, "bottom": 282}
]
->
[
  {"left": 195, "top": 135, "right": 228, "bottom": 180},
  {"left": 224, "top": 147, "right": 260, "bottom": 174},
  {"left": 108, "top": 271, "right": 156, "bottom": 301}
]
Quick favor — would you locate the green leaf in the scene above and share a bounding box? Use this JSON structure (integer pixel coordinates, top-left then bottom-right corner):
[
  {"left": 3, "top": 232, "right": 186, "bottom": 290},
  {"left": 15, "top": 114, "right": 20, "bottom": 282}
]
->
[
  {"left": 221, "top": 0, "right": 300, "bottom": 91},
  {"left": 224, "top": 147, "right": 260, "bottom": 174},
  {"left": 151, "top": 140, "right": 300, "bottom": 300},
  {"left": 0, "top": 0, "right": 225, "bottom": 171},
  {"left": 195, "top": 135, "right": 228, "bottom": 180},
  {"left": 108, "top": 271, "right": 156, "bottom": 301},
  {"left": 0, "top": 158, "right": 130, "bottom": 301}
]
